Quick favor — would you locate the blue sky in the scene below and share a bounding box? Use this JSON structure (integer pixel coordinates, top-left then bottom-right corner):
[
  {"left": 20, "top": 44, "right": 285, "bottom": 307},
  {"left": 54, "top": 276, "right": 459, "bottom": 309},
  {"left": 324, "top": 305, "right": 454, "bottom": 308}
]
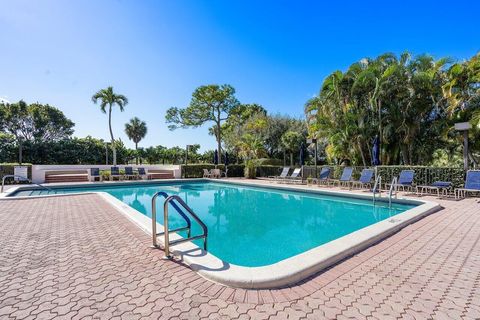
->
[{"left": 1, "top": 0, "right": 479, "bottom": 151}]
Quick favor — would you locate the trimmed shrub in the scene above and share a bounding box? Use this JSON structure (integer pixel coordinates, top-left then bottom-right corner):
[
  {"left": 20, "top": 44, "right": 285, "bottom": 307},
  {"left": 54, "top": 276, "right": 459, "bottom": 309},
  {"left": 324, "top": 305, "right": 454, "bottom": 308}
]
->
[{"left": 303, "top": 165, "right": 466, "bottom": 188}]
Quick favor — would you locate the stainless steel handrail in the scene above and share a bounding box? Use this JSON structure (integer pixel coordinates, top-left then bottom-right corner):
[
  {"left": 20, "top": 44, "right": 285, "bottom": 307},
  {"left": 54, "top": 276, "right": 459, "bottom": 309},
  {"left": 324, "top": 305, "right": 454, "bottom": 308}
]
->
[
  {"left": 388, "top": 176, "right": 398, "bottom": 208},
  {"left": 152, "top": 192, "right": 208, "bottom": 258},
  {"left": 1, "top": 175, "right": 53, "bottom": 193},
  {"left": 372, "top": 175, "right": 382, "bottom": 205}
]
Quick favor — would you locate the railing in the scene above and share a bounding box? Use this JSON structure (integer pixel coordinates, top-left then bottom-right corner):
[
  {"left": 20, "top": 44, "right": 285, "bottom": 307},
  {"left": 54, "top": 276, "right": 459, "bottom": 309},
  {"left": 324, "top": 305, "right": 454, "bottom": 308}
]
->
[
  {"left": 1, "top": 175, "right": 53, "bottom": 193},
  {"left": 388, "top": 177, "right": 398, "bottom": 208},
  {"left": 372, "top": 175, "right": 382, "bottom": 205},
  {"left": 151, "top": 192, "right": 208, "bottom": 258}
]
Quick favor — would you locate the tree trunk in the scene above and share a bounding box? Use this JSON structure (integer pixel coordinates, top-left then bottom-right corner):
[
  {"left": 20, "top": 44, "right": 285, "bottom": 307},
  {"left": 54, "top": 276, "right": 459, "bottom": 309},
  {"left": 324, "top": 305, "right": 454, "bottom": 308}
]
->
[
  {"left": 358, "top": 141, "right": 367, "bottom": 167},
  {"left": 401, "top": 144, "right": 409, "bottom": 165},
  {"left": 377, "top": 99, "right": 382, "bottom": 164},
  {"left": 290, "top": 153, "right": 293, "bottom": 166},
  {"left": 135, "top": 142, "right": 138, "bottom": 165},
  {"left": 108, "top": 104, "right": 117, "bottom": 166},
  {"left": 215, "top": 120, "right": 222, "bottom": 161}
]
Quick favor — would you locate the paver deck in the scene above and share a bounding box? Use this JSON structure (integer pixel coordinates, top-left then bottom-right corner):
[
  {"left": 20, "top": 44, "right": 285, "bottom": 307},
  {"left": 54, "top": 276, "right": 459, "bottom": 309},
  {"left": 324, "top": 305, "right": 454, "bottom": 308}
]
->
[{"left": 0, "top": 186, "right": 479, "bottom": 319}]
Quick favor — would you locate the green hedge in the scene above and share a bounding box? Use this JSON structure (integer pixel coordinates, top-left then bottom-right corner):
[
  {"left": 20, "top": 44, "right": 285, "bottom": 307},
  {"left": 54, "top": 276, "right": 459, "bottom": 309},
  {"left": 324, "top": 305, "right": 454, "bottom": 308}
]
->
[
  {"left": 181, "top": 164, "right": 285, "bottom": 178},
  {"left": 182, "top": 164, "right": 245, "bottom": 178},
  {"left": 0, "top": 164, "right": 32, "bottom": 185},
  {"left": 303, "top": 165, "right": 466, "bottom": 188}
]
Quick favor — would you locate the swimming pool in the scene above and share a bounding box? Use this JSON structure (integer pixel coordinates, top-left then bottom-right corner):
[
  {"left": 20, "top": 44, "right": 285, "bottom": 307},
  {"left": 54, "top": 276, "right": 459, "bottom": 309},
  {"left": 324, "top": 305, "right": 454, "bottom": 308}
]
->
[{"left": 12, "top": 181, "right": 416, "bottom": 267}]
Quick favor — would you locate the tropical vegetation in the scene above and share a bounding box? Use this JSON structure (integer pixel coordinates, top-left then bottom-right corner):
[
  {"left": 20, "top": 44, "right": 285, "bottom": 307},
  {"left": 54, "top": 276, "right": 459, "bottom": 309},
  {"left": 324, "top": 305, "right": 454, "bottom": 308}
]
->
[
  {"left": 305, "top": 51, "right": 480, "bottom": 166},
  {"left": 92, "top": 86, "right": 129, "bottom": 166}
]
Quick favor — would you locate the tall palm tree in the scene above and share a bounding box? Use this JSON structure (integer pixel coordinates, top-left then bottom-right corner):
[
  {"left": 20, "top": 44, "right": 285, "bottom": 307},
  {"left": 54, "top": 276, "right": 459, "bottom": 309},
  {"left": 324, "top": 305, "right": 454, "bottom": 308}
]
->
[
  {"left": 125, "top": 117, "right": 147, "bottom": 164},
  {"left": 91, "top": 86, "right": 128, "bottom": 165}
]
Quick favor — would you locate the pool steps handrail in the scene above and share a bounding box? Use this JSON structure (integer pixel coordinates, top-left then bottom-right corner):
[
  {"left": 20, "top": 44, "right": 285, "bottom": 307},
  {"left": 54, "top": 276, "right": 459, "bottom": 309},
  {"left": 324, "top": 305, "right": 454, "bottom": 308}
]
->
[
  {"left": 1, "top": 175, "right": 53, "bottom": 193},
  {"left": 151, "top": 192, "right": 208, "bottom": 258},
  {"left": 372, "top": 175, "right": 382, "bottom": 205},
  {"left": 388, "top": 176, "right": 398, "bottom": 208}
]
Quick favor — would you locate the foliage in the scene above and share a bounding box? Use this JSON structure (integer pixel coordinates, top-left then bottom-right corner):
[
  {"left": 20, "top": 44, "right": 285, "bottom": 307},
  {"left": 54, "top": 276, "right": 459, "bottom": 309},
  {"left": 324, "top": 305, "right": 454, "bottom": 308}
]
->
[
  {"left": 306, "top": 52, "right": 480, "bottom": 166},
  {"left": 244, "top": 160, "right": 257, "bottom": 178},
  {"left": 281, "top": 130, "right": 303, "bottom": 166},
  {"left": 166, "top": 84, "right": 240, "bottom": 156},
  {"left": 125, "top": 117, "right": 147, "bottom": 164},
  {"left": 92, "top": 86, "right": 128, "bottom": 165},
  {"left": 0, "top": 101, "right": 74, "bottom": 142}
]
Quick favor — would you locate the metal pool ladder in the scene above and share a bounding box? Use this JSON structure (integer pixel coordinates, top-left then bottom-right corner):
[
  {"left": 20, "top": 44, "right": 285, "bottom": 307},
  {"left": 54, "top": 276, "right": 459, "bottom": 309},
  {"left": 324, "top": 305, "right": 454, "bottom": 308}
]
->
[
  {"left": 372, "top": 175, "right": 382, "bottom": 205},
  {"left": 151, "top": 192, "right": 208, "bottom": 258},
  {"left": 1, "top": 175, "right": 53, "bottom": 193},
  {"left": 388, "top": 177, "right": 398, "bottom": 208}
]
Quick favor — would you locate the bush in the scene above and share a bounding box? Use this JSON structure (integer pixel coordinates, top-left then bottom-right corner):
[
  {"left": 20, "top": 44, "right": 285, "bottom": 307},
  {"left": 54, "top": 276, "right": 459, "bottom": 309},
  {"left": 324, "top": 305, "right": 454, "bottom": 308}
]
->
[
  {"left": 244, "top": 161, "right": 256, "bottom": 179},
  {"left": 182, "top": 164, "right": 245, "bottom": 178},
  {"left": 256, "top": 158, "right": 283, "bottom": 166},
  {"left": 303, "top": 165, "right": 466, "bottom": 188}
]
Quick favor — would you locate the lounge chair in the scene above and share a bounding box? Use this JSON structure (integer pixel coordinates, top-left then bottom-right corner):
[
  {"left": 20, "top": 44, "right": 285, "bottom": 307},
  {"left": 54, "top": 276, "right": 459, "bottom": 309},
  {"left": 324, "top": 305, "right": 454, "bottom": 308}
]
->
[
  {"left": 281, "top": 168, "right": 302, "bottom": 184},
  {"left": 329, "top": 167, "right": 353, "bottom": 187},
  {"left": 417, "top": 181, "right": 452, "bottom": 198},
  {"left": 314, "top": 167, "right": 331, "bottom": 185},
  {"left": 137, "top": 167, "right": 147, "bottom": 180},
  {"left": 90, "top": 168, "right": 102, "bottom": 182},
  {"left": 455, "top": 170, "right": 480, "bottom": 199},
  {"left": 124, "top": 167, "right": 137, "bottom": 180},
  {"left": 350, "top": 169, "right": 374, "bottom": 189},
  {"left": 203, "top": 169, "right": 212, "bottom": 178},
  {"left": 211, "top": 169, "right": 221, "bottom": 179},
  {"left": 110, "top": 166, "right": 123, "bottom": 181},
  {"left": 268, "top": 167, "right": 290, "bottom": 181},
  {"left": 386, "top": 170, "right": 415, "bottom": 191}
]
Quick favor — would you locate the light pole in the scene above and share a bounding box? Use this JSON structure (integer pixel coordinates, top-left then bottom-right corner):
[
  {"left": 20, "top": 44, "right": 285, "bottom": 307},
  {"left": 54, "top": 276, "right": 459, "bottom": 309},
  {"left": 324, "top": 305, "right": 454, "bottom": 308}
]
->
[
  {"left": 307, "top": 138, "right": 318, "bottom": 178},
  {"left": 455, "top": 122, "right": 472, "bottom": 170}
]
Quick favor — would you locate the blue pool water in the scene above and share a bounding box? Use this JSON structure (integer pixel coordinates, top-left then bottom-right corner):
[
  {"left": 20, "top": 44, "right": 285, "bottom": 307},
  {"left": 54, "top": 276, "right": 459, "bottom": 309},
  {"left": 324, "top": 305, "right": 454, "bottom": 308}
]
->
[{"left": 12, "top": 182, "right": 416, "bottom": 267}]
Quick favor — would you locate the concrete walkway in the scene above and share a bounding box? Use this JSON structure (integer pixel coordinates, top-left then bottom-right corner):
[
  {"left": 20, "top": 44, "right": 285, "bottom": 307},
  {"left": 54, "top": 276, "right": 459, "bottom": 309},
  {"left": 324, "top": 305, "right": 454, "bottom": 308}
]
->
[{"left": 0, "top": 190, "right": 479, "bottom": 319}]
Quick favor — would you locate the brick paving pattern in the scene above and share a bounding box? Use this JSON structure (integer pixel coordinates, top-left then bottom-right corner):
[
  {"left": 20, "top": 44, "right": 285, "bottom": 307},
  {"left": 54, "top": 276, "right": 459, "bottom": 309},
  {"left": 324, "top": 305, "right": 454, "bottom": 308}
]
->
[{"left": 0, "top": 192, "right": 479, "bottom": 319}]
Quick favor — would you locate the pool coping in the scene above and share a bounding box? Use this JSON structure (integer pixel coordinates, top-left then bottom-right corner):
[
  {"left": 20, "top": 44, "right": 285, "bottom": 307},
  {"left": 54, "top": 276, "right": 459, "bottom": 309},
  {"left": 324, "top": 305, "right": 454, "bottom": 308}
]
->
[{"left": 1, "top": 178, "right": 442, "bottom": 289}]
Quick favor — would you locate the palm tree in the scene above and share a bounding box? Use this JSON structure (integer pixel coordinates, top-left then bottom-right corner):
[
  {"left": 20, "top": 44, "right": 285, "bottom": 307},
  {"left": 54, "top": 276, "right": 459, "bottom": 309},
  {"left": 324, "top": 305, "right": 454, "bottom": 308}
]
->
[
  {"left": 125, "top": 117, "right": 147, "bottom": 164},
  {"left": 92, "top": 86, "right": 128, "bottom": 166}
]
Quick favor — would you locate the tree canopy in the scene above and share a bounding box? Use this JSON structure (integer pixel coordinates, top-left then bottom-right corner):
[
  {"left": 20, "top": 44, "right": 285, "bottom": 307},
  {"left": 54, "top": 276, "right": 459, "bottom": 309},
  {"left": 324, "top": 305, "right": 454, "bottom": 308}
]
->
[
  {"left": 0, "top": 100, "right": 74, "bottom": 142},
  {"left": 305, "top": 52, "right": 480, "bottom": 166},
  {"left": 165, "top": 84, "right": 240, "bottom": 156}
]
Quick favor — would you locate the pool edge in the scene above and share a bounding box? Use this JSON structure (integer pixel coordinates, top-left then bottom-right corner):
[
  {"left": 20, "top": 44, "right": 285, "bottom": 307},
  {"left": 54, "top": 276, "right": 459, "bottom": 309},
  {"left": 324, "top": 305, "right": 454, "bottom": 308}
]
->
[{"left": 1, "top": 179, "right": 442, "bottom": 289}]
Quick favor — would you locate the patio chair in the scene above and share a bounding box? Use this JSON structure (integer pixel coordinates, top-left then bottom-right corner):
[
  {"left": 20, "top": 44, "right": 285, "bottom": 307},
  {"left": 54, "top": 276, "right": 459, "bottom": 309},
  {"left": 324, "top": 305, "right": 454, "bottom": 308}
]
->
[
  {"left": 211, "top": 169, "right": 221, "bottom": 179},
  {"left": 137, "top": 167, "right": 147, "bottom": 180},
  {"left": 282, "top": 168, "right": 302, "bottom": 184},
  {"left": 329, "top": 167, "right": 353, "bottom": 187},
  {"left": 110, "top": 166, "right": 123, "bottom": 181},
  {"left": 350, "top": 169, "right": 374, "bottom": 189},
  {"left": 203, "top": 169, "right": 212, "bottom": 178},
  {"left": 385, "top": 170, "right": 415, "bottom": 192},
  {"left": 417, "top": 181, "right": 452, "bottom": 198},
  {"left": 268, "top": 167, "right": 289, "bottom": 181},
  {"left": 314, "top": 167, "right": 331, "bottom": 185},
  {"left": 455, "top": 170, "right": 480, "bottom": 199},
  {"left": 89, "top": 168, "right": 102, "bottom": 182},
  {"left": 124, "top": 167, "right": 137, "bottom": 180}
]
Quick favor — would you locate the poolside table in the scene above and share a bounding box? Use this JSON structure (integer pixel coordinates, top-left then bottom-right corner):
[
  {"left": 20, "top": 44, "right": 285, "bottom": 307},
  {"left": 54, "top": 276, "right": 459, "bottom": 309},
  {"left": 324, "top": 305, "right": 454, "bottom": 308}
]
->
[{"left": 416, "top": 181, "right": 452, "bottom": 198}]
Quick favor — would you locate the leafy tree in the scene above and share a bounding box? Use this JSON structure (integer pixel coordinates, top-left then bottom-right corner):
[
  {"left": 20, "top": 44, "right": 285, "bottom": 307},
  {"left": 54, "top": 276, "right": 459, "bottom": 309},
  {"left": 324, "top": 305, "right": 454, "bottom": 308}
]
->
[
  {"left": 125, "top": 117, "right": 147, "bottom": 164},
  {"left": 92, "top": 86, "right": 128, "bottom": 166},
  {"left": 281, "top": 131, "right": 303, "bottom": 166},
  {"left": 165, "top": 84, "right": 239, "bottom": 157},
  {"left": 305, "top": 51, "right": 462, "bottom": 165},
  {"left": 0, "top": 101, "right": 74, "bottom": 142},
  {"left": 0, "top": 101, "right": 75, "bottom": 163}
]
